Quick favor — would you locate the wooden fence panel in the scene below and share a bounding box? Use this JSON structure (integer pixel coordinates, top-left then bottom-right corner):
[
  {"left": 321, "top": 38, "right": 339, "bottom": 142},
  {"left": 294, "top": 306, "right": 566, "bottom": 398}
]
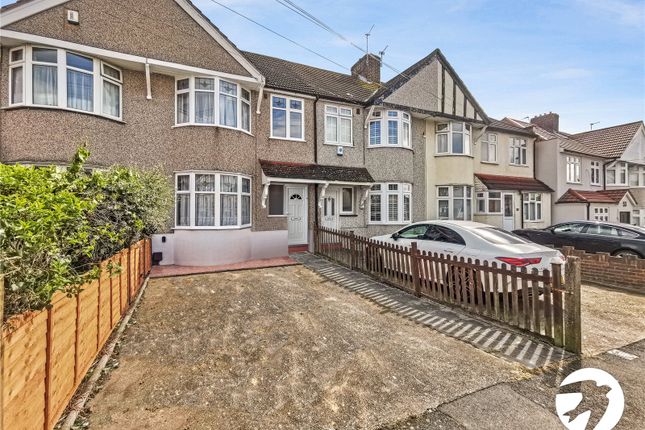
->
[{"left": 314, "top": 227, "right": 580, "bottom": 353}]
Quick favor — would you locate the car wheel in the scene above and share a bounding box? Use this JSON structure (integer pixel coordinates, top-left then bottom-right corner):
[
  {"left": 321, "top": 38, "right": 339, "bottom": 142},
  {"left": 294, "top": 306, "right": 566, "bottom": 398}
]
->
[{"left": 612, "top": 249, "right": 642, "bottom": 258}]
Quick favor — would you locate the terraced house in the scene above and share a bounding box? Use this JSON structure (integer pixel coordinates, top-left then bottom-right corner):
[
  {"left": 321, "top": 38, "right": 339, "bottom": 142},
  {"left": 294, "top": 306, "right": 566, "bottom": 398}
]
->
[
  {"left": 1, "top": 0, "right": 558, "bottom": 267},
  {"left": 505, "top": 115, "right": 645, "bottom": 226}
]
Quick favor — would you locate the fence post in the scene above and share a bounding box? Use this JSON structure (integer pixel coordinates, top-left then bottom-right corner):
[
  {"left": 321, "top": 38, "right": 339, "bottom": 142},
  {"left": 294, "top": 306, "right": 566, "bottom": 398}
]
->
[
  {"left": 564, "top": 257, "right": 582, "bottom": 354},
  {"left": 410, "top": 242, "right": 421, "bottom": 297},
  {"left": 349, "top": 231, "right": 356, "bottom": 270}
]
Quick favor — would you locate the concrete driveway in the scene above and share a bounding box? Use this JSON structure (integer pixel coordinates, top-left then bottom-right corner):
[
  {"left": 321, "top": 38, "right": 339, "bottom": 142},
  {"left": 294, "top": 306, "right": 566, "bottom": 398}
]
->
[{"left": 86, "top": 265, "right": 535, "bottom": 430}]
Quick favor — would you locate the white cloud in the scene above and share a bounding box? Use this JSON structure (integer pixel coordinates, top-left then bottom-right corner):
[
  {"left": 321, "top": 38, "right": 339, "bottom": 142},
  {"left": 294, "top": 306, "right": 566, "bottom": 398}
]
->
[
  {"left": 542, "top": 67, "right": 593, "bottom": 79},
  {"left": 574, "top": 0, "right": 645, "bottom": 27}
]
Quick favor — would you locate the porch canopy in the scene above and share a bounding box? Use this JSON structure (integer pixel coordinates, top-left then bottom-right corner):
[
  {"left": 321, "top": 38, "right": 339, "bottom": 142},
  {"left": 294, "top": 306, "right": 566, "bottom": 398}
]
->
[
  {"left": 260, "top": 159, "right": 374, "bottom": 208},
  {"left": 475, "top": 173, "right": 553, "bottom": 192},
  {"left": 556, "top": 189, "right": 634, "bottom": 204}
]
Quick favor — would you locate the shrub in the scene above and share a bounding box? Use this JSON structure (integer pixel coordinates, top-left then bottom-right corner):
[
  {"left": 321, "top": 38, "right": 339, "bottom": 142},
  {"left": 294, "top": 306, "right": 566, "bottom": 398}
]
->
[{"left": 0, "top": 147, "right": 172, "bottom": 320}]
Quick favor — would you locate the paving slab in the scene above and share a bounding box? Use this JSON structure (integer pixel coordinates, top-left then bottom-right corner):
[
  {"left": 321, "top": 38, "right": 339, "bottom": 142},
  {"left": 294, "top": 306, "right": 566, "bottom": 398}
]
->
[{"left": 293, "top": 253, "right": 570, "bottom": 369}]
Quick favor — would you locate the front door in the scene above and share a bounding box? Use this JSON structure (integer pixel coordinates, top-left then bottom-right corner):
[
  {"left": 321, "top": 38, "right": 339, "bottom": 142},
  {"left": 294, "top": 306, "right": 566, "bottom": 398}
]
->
[
  {"left": 619, "top": 211, "right": 631, "bottom": 224},
  {"left": 503, "top": 193, "right": 515, "bottom": 231},
  {"left": 287, "top": 186, "right": 307, "bottom": 245},
  {"left": 321, "top": 190, "right": 338, "bottom": 230}
]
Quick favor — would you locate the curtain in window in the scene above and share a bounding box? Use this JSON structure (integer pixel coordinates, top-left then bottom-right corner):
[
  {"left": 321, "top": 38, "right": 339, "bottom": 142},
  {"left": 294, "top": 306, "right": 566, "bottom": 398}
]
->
[
  {"left": 219, "top": 93, "right": 237, "bottom": 127},
  {"left": 102, "top": 80, "right": 120, "bottom": 117},
  {"left": 388, "top": 194, "right": 398, "bottom": 221},
  {"left": 403, "top": 194, "right": 410, "bottom": 221},
  {"left": 326, "top": 116, "right": 338, "bottom": 142},
  {"left": 340, "top": 118, "right": 352, "bottom": 144},
  {"left": 177, "top": 92, "right": 189, "bottom": 123},
  {"left": 195, "top": 194, "right": 215, "bottom": 226},
  {"left": 195, "top": 92, "right": 214, "bottom": 124},
  {"left": 11, "top": 67, "right": 23, "bottom": 104},
  {"left": 370, "top": 195, "right": 381, "bottom": 221},
  {"left": 33, "top": 65, "right": 57, "bottom": 106},
  {"left": 221, "top": 195, "right": 238, "bottom": 226},
  {"left": 67, "top": 69, "right": 93, "bottom": 112},
  {"left": 242, "top": 101, "right": 250, "bottom": 131},
  {"left": 242, "top": 195, "right": 251, "bottom": 225},
  {"left": 176, "top": 194, "right": 190, "bottom": 226}
]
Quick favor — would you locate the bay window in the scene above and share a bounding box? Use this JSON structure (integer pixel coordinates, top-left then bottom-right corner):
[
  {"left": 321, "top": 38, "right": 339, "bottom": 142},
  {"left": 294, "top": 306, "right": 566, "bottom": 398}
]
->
[
  {"left": 510, "top": 138, "right": 528, "bottom": 165},
  {"left": 325, "top": 105, "right": 353, "bottom": 145},
  {"left": 175, "top": 172, "right": 251, "bottom": 229},
  {"left": 476, "top": 191, "right": 502, "bottom": 214},
  {"left": 590, "top": 161, "right": 601, "bottom": 185},
  {"left": 368, "top": 110, "right": 411, "bottom": 148},
  {"left": 436, "top": 122, "right": 471, "bottom": 155},
  {"left": 523, "top": 193, "right": 542, "bottom": 222},
  {"left": 175, "top": 76, "right": 251, "bottom": 132},
  {"left": 606, "top": 162, "right": 628, "bottom": 186},
  {"left": 8, "top": 45, "right": 122, "bottom": 120},
  {"left": 437, "top": 185, "right": 472, "bottom": 220},
  {"left": 369, "top": 183, "right": 412, "bottom": 224},
  {"left": 481, "top": 133, "right": 497, "bottom": 163},
  {"left": 566, "top": 156, "right": 581, "bottom": 183},
  {"left": 271, "top": 95, "right": 304, "bottom": 140}
]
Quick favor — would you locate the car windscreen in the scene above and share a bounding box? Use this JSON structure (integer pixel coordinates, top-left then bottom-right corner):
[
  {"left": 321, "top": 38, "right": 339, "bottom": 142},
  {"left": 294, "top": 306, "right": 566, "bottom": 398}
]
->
[{"left": 471, "top": 227, "right": 532, "bottom": 245}]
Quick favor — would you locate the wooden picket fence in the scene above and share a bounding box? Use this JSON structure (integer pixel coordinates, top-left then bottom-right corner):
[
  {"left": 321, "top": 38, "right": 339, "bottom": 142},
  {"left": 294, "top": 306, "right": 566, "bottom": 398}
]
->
[
  {"left": 0, "top": 238, "right": 152, "bottom": 430},
  {"left": 314, "top": 227, "right": 581, "bottom": 353}
]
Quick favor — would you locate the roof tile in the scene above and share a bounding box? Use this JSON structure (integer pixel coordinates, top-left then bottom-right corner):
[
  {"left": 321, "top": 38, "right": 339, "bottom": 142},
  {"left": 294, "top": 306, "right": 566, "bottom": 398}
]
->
[
  {"left": 475, "top": 173, "right": 553, "bottom": 192},
  {"left": 260, "top": 160, "right": 374, "bottom": 183}
]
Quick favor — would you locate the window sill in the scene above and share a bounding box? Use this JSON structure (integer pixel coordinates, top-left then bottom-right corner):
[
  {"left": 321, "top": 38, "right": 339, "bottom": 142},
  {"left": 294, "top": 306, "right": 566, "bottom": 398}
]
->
[
  {"left": 324, "top": 142, "right": 353, "bottom": 147},
  {"left": 367, "top": 145, "right": 413, "bottom": 151},
  {"left": 566, "top": 181, "right": 582, "bottom": 185},
  {"left": 339, "top": 213, "right": 358, "bottom": 217},
  {"left": 269, "top": 136, "right": 306, "bottom": 143},
  {"left": 172, "top": 123, "right": 254, "bottom": 136},
  {"left": 368, "top": 222, "right": 409, "bottom": 226},
  {"left": 509, "top": 163, "right": 529, "bottom": 167},
  {"left": 2, "top": 104, "right": 126, "bottom": 124},
  {"left": 267, "top": 214, "right": 287, "bottom": 218},
  {"left": 475, "top": 213, "right": 503, "bottom": 216},
  {"left": 590, "top": 183, "right": 602, "bottom": 187},
  {"left": 480, "top": 160, "right": 499, "bottom": 165},
  {"left": 523, "top": 220, "right": 544, "bottom": 223},
  {"left": 435, "top": 153, "right": 474, "bottom": 158}
]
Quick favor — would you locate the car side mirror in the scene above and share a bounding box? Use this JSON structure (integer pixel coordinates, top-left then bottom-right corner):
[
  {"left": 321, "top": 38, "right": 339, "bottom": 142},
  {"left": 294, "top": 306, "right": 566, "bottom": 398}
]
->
[{"left": 391, "top": 232, "right": 400, "bottom": 240}]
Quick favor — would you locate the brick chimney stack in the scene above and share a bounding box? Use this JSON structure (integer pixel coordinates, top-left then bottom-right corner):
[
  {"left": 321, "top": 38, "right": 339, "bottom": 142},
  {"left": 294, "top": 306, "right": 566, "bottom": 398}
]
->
[
  {"left": 530, "top": 112, "right": 560, "bottom": 132},
  {"left": 351, "top": 53, "right": 381, "bottom": 84}
]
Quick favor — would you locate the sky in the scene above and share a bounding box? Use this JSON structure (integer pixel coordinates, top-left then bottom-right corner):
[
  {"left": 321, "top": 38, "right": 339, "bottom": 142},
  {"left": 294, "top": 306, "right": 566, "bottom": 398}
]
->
[{"left": 2, "top": 0, "right": 644, "bottom": 132}]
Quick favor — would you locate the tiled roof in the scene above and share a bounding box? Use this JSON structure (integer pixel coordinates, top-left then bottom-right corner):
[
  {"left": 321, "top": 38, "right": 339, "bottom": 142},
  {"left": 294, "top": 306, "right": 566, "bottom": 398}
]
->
[
  {"left": 556, "top": 188, "right": 631, "bottom": 204},
  {"left": 260, "top": 160, "right": 374, "bottom": 183},
  {"left": 488, "top": 118, "right": 535, "bottom": 137},
  {"left": 569, "top": 121, "right": 643, "bottom": 158},
  {"left": 475, "top": 173, "right": 553, "bottom": 192},
  {"left": 243, "top": 51, "right": 379, "bottom": 103},
  {"left": 559, "top": 138, "right": 606, "bottom": 157}
]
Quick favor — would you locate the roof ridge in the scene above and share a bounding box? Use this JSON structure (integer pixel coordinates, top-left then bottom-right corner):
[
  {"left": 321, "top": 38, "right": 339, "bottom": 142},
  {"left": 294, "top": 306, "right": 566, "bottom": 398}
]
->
[
  {"left": 243, "top": 50, "right": 354, "bottom": 80},
  {"left": 571, "top": 120, "right": 644, "bottom": 136}
]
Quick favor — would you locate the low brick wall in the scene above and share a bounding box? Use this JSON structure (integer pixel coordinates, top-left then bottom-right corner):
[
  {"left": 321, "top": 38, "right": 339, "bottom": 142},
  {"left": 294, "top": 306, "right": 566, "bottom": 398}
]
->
[{"left": 560, "top": 246, "right": 645, "bottom": 293}]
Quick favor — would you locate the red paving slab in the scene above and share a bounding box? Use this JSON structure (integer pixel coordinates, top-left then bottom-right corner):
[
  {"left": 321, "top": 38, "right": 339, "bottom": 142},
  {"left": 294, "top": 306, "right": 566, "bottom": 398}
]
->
[{"left": 150, "top": 256, "right": 300, "bottom": 278}]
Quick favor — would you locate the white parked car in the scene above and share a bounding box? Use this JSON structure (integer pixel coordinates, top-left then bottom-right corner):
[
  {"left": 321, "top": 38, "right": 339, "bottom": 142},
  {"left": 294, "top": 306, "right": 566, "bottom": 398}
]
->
[{"left": 372, "top": 220, "right": 566, "bottom": 276}]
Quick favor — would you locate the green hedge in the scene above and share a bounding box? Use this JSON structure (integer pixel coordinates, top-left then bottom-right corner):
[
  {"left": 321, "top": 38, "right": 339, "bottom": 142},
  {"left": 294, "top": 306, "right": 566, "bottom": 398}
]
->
[{"left": 0, "top": 147, "right": 172, "bottom": 320}]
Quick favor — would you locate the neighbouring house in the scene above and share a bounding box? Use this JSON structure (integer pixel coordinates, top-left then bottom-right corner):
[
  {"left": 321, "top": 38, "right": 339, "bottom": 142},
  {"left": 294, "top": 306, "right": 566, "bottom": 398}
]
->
[{"left": 506, "top": 114, "right": 645, "bottom": 226}]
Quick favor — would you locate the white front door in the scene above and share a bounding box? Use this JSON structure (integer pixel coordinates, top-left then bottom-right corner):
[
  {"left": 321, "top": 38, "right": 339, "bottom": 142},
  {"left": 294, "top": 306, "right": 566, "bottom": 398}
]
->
[
  {"left": 321, "top": 190, "right": 338, "bottom": 230},
  {"left": 503, "top": 193, "right": 515, "bottom": 231},
  {"left": 287, "top": 186, "right": 307, "bottom": 245}
]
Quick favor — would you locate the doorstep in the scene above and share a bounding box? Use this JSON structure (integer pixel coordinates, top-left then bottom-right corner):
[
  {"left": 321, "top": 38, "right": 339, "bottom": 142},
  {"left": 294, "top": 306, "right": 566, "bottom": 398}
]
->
[
  {"left": 150, "top": 256, "right": 299, "bottom": 278},
  {"left": 288, "top": 244, "right": 309, "bottom": 254}
]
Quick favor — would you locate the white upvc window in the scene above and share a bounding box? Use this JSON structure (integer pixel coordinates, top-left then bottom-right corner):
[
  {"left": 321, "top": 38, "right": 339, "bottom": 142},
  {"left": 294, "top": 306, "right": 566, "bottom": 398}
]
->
[
  {"left": 523, "top": 193, "right": 543, "bottom": 222},
  {"left": 566, "top": 156, "right": 581, "bottom": 183},
  {"left": 627, "top": 164, "right": 645, "bottom": 187},
  {"left": 606, "top": 161, "right": 628, "bottom": 186},
  {"left": 509, "top": 137, "right": 528, "bottom": 165},
  {"left": 175, "top": 76, "right": 251, "bottom": 132},
  {"left": 437, "top": 185, "right": 472, "bottom": 220},
  {"left": 368, "top": 183, "right": 412, "bottom": 224},
  {"left": 340, "top": 187, "right": 354, "bottom": 214},
  {"left": 436, "top": 122, "right": 472, "bottom": 155},
  {"left": 593, "top": 207, "right": 609, "bottom": 222},
  {"left": 590, "top": 160, "right": 601, "bottom": 186},
  {"left": 475, "top": 191, "right": 502, "bottom": 214},
  {"left": 368, "top": 110, "right": 411, "bottom": 148},
  {"left": 271, "top": 94, "right": 304, "bottom": 140},
  {"left": 481, "top": 133, "right": 498, "bottom": 163},
  {"left": 174, "top": 172, "right": 251, "bottom": 229},
  {"left": 325, "top": 105, "right": 353, "bottom": 146},
  {"left": 8, "top": 45, "right": 122, "bottom": 120}
]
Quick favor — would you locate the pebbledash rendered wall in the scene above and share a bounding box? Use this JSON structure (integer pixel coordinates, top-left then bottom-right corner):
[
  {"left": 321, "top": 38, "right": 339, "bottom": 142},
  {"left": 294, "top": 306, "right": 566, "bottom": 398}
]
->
[{"left": 0, "top": 0, "right": 301, "bottom": 267}]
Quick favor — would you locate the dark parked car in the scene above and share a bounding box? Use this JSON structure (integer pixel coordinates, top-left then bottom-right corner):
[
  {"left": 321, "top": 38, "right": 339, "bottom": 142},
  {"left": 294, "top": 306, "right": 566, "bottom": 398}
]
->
[{"left": 513, "top": 221, "right": 645, "bottom": 258}]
